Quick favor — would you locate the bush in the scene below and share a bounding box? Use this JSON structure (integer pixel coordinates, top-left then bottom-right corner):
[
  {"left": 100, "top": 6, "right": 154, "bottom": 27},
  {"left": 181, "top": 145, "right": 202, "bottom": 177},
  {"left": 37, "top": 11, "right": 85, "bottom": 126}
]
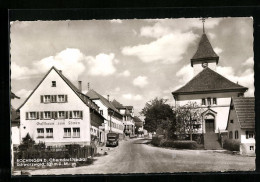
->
[
  {"left": 160, "top": 140, "right": 198, "bottom": 149},
  {"left": 223, "top": 139, "right": 240, "bottom": 151},
  {"left": 151, "top": 135, "right": 164, "bottom": 146}
]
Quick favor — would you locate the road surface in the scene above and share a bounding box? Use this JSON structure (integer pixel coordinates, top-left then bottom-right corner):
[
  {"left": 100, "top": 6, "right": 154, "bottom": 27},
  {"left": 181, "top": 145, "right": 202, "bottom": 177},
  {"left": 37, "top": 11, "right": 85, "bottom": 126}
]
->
[{"left": 20, "top": 138, "right": 255, "bottom": 175}]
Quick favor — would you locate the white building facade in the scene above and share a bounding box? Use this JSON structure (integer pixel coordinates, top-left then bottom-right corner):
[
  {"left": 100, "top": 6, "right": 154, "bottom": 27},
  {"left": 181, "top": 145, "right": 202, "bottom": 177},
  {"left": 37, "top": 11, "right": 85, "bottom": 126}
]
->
[
  {"left": 86, "top": 90, "right": 124, "bottom": 140},
  {"left": 18, "top": 67, "right": 104, "bottom": 146}
]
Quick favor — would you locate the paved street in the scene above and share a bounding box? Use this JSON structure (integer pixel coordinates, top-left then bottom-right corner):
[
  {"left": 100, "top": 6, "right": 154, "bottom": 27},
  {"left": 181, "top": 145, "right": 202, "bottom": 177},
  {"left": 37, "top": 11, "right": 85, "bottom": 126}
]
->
[{"left": 21, "top": 138, "right": 255, "bottom": 175}]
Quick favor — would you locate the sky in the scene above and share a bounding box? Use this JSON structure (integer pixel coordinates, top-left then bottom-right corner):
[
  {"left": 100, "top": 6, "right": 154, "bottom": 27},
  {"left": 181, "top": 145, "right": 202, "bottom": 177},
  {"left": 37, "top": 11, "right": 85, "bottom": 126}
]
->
[{"left": 10, "top": 17, "right": 254, "bottom": 117}]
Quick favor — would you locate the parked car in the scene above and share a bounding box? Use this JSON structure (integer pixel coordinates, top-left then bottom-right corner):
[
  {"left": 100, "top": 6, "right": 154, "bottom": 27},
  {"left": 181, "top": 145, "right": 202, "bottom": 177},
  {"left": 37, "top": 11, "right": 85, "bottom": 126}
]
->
[{"left": 106, "top": 133, "right": 119, "bottom": 147}]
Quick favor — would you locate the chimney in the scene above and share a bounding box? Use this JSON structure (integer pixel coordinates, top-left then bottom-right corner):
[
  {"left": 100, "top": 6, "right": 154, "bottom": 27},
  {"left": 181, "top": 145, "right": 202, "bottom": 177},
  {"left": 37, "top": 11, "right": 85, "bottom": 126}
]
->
[
  {"left": 107, "top": 95, "right": 110, "bottom": 101},
  {"left": 78, "top": 81, "right": 82, "bottom": 92},
  {"left": 88, "top": 82, "right": 90, "bottom": 91}
]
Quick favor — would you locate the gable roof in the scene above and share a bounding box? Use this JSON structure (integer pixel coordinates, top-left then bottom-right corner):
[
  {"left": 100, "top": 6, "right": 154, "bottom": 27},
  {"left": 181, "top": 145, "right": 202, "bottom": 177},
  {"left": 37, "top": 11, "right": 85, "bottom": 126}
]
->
[
  {"left": 191, "top": 33, "right": 219, "bottom": 65},
  {"left": 111, "top": 99, "right": 126, "bottom": 109},
  {"left": 18, "top": 66, "right": 100, "bottom": 113},
  {"left": 233, "top": 97, "right": 255, "bottom": 129},
  {"left": 172, "top": 67, "right": 248, "bottom": 96},
  {"left": 86, "top": 89, "right": 121, "bottom": 115}
]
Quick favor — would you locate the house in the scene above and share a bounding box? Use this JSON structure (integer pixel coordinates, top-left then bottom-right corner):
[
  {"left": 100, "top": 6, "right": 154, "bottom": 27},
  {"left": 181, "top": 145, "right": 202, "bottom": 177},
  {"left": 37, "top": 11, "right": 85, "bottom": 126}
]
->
[
  {"left": 226, "top": 97, "right": 255, "bottom": 155},
  {"left": 133, "top": 116, "right": 144, "bottom": 136},
  {"left": 17, "top": 66, "right": 105, "bottom": 146},
  {"left": 111, "top": 100, "right": 135, "bottom": 136},
  {"left": 86, "top": 90, "right": 124, "bottom": 140},
  {"left": 11, "top": 92, "right": 20, "bottom": 168},
  {"left": 172, "top": 27, "right": 248, "bottom": 149}
]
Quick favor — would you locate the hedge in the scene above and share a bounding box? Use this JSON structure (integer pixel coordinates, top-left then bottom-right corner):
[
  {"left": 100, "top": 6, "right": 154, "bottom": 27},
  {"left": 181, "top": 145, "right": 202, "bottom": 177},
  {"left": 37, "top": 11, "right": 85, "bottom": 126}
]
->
[
  {"left": 223, "top": 139, "right": 240, "bottom": 151},
  {"left": 152, "top": 135, "right": 198, "bottom": 149},
  {"left": 151, "top": 135, "right": 165, "bottom": 146},
  {"left": 160, "top": 140, "right": 198, "bottom": 149}
]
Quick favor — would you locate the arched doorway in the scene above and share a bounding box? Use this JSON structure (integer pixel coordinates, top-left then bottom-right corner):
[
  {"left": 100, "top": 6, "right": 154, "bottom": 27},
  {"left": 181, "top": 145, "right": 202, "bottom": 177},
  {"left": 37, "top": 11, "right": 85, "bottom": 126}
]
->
[{"left": 204, "top": 113, "right": 215, "bottom": 133}]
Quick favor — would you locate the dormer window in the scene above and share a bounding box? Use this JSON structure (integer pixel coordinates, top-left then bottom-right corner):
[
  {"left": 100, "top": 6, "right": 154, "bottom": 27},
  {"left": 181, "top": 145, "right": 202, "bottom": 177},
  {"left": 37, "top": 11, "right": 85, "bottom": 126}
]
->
[{"left": 52, "top": 81, "right": 56, "bottom": 87}]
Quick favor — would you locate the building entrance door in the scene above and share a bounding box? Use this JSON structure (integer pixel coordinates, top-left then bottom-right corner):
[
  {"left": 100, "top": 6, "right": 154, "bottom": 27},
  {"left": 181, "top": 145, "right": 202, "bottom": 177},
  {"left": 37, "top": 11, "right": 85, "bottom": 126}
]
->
[{"left": 205, "top": 119, "right": 214, "bottom": 133}]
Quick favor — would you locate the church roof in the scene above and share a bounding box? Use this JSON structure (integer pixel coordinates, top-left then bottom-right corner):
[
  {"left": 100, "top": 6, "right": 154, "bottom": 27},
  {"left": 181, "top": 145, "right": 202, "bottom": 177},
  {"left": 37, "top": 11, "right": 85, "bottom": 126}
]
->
[
  {"left": 232, "top": 97, "right": 255, "bottom": 129},
  {"left": 172, "top": 67, "right": 248, "bottom": 95},
  {"left": 191, "top": 33, "right": 219, "bottom": 65}
]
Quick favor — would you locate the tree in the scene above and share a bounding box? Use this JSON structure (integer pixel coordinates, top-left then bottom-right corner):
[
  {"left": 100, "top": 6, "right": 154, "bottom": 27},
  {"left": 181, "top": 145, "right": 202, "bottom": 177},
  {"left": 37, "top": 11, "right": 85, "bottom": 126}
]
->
[
  {"left": 141, "top": 97, "right": 176, "bottom": 138},
  {"left": 175, "top": 102, "right": 202, "bottom": 140},
  {"left": 18, "top": 133, "right": 35, "bottom": 151}
]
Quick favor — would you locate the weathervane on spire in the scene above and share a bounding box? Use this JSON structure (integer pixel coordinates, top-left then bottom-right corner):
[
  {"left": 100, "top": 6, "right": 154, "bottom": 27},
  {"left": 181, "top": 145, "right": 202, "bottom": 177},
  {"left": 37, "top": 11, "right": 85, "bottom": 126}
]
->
[{"left": 199, "top": 18, "right": 207, "bottom": 34}]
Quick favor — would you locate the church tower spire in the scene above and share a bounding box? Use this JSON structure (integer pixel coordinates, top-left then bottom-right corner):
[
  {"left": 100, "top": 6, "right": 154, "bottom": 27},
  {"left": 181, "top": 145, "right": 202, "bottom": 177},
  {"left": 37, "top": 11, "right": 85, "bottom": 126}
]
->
[{"left": 191, "top": 18, "right": 219, "bottom": 75}]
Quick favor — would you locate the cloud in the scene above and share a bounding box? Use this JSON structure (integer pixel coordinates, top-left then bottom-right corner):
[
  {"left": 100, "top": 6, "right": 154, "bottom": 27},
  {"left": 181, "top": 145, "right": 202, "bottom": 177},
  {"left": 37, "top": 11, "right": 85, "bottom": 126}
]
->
[
  {"left": 86, "top": 53, "right": 117, "bottom": 76},
  {"left": 133, "top": 76, "right": 148, "bottom": 88},
  {"left": 12, "top": 48, "right": 86, "bottom": 81},
  {"left": 176, "top": 64, "right": 194, "bottom": 83},
  {"left": 216, "top": 66, "right": 254, "bottom": 97},
  {"left": 16, "top": 89, "right": 32, "bottom": 99},
  {"left": 110, "top": 19, "right": 122, "bottom": 24},
  {"left": 35, "top": 48, "right": 86, "bottom": 81},
  {"left": 140, "top": 18, "right": 222, "bottom": 38},
  {"left": 122, "top": 93, "right": 143, "bottom": 100},
  {"left": 11, "top": 62, "right": 36, "bottom": 80},
  {"left": 119, "top": 70, "right": 130, "bottom": 77},
  {"left": 12, "top": 48, "right": 118, "bottom": 81},
  {"left": 214, "top": 47, "right": 223, "bottom": 55},
  {"left": 115, "top": 87, "right": 120, "bottom": 92},
  {"left": 122, "top": 32, "right": 198, "bottom": 64},
  {"left": 242, "top": 57, "right": 254, "bottom": 67}
]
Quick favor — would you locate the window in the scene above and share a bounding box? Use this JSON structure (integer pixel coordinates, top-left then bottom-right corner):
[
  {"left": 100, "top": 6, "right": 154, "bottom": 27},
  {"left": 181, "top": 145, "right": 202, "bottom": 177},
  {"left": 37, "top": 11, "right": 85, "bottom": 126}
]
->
[
  {"left": 207, "top": 98, "right": 211, "bottom": 105},
  {"left": 64, "top": 128, "right": 71, "bottom": 138},
  {"left": 100, "top": 110, "right": 103, "bottom": 115},
  {"left": 235, "top": 130, "right": 239, "bottom": 139},
  {"left": 246, "top": 131, "right": 254, "bottom": 139},
  {"left": 230, "top": 120, "right": 233, "bottom": 123},
  {"left": 44, "top": 111, "right": 51, "bottom": 119},
  {"left": 52, "top": 81, "right": 56, "bottom": 87},
  {"left": 46, "top": 128, "right": 53, "bottom": 138},
  {"left": 73, "top": 128, "right": 80, "bottom": 138},
  {"left": 58, "top": 111, "right": 65, "bottom": 119},
  {"left": 58, "top": 95, "right": 66, "bottom": 102},
  {"left": 26, "top": 112, "right": 39, "bottom": 120},
  {"left": 250, "top": 146, "right": 254, "bottom": 151},
  {"left": 72, "top": 111, "right": 82, "bottom": 119},
  {"left": 37, "top": 128, "right": 44, "bottom": 138},
  {"left": 44, "top": 95, "right": 51, "bottom": 103},
  {"left": 213, "top": 98, "right": 217, "bottom": 105},
  {"left": 229, "top": 131, "right": 233, "bottom": 139},
  {"left": 202, "top": 98, "right": 206, "bottom": 105}
]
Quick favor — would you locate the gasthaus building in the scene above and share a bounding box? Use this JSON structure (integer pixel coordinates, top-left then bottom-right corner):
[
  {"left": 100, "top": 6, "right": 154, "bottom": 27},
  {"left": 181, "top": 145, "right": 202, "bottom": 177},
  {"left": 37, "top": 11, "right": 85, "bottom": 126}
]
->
[
  {"left": 18, "top": 66, "right": 105, "bottom": 146},
  {"left": 172, "top": 28, "right": 248, "bottom": 149}
]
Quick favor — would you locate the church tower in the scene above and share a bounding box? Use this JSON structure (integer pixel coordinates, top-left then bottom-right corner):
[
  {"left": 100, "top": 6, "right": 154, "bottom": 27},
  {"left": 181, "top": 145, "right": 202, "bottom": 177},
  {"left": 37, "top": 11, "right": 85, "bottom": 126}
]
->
[{"left": 191, "top": 19, "right": 219, "bottom": 76}]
